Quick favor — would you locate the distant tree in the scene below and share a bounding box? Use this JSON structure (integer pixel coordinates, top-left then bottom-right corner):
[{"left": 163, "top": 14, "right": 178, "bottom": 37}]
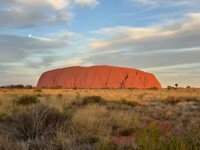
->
[
  {"left": 10, "top": 85, "right": 15, "bottom": 88},
  {"left": 175, "top": 84, "right": 178, "bottom": 89},
  {"left": 186, "top": 86, "right": 191, "bottom": 89},
  {"left": 167, "top": 86, "right": 171, "bottom": 89},
  {"left": 15, "top": 85, "right": 24, "bottom": 89},
  {"left": 25, "top": 85, "right": 33, "bottom": 89}
]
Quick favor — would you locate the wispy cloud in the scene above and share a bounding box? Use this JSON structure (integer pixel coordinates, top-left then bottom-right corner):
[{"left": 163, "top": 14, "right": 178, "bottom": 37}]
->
[
  {"left": 0, "top": 34, "right": 69, "bottom": 64},
  {"left": 0, "top": 31, "right": 82, "bottom": 85},
  {"left": 130, "top": 0, "right": 196, "bottom": 7},
  {"left": 75, "top": 0, "right": 99, "bottom": 8},
  {"left": 131, "top": 0, "right": 157, "bottom": 5},
  {"left": 89, "top": 13, "right": 200, "bottom": 53}
]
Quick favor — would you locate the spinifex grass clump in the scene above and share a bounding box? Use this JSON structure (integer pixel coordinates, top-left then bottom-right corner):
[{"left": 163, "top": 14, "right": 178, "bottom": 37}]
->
[
  {"left": 163, "top": 96, "right": 199, "bottom": 105},
  {"left": 184, "top": 96, "right": 199, "bottom": 102},
  {"left": 163, "top": 96, "right": 182, "bottom": 105},
  {"left": 0, "top": 105, "right": 67, "bottom": 142},
  {"left": 113, "top": 99, "right": 139, "bottom": 107},
  {"left": 14, "top": 95, "right": 40, "bottom": 106},
  {"left": 135, "top": 123, "right": 163, "bottom": 149},
  {"left": 82, "top": 96, "right": 106, "bottom": 105}
]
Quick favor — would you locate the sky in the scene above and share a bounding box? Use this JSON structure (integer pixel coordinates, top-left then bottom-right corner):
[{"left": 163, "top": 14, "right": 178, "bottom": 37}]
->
[{"left": 0, "top": 0, "right": 200, "bottom": 88}]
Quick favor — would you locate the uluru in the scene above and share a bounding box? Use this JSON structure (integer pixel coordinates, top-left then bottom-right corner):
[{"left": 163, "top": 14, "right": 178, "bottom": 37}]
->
[{"left": 37, "top": 65, "right": 161, "bottom": 89}]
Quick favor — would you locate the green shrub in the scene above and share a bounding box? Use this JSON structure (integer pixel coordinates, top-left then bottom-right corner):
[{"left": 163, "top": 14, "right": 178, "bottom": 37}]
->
[
  {"left": 14, "top": 95, "right": 40, "bottom": 106},
  {"left": 95, "top": 142, "right": 116, "bottom": 150},
  {"left": 162, "top": 126, "right": 200, "bottom": 150},
  {"left": 184, "top": 96, "right": 199, "bottom": 102},
  {"left": 82, "top": 96, "right": 106, "bottom": 105},
  {"left": 138, "top": 94, "right": 145, "bottom": 100},
  {"left": 74, "top": 133, "right": 99, "bottom": 145},
  {"left": 163, "top": 96, "right": 199, "bottom": 104},
  {"left": 118, "top": 128, "right": 133, "bottom": 136},
  {"left": 163, "top": 96, "right": 182, "bottom": 105},
  {"left": 57, "top": 94, "right": 63, "bottom": 99},
  {"left": 0, "top": 112, "right": 7, "bottom": 120},
  {"left": 135, "top": 124, "right": 164, "bottom": 150},
  {"left": 73, "top": 87, "right": 77, "bottom": 90},
  {"left": 114, "top": 99, "right": 139, "bottom": 107},
  {"left": 36, "top": 93, "right": 43, "bottom": 97},
  {"left": 149, "top": 87, "right": 159, "bottom": 90},
  {"left": 34, "top": 89, "right": 42, "bottom": 92},
  {"left": 87, "top": 136, "right": 99, "bottom": 144}
]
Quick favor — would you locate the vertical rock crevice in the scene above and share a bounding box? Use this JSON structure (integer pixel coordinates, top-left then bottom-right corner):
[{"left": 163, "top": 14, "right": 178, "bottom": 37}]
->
[{"left": 120, "top": 73, "right": 129, "bottom": 88}]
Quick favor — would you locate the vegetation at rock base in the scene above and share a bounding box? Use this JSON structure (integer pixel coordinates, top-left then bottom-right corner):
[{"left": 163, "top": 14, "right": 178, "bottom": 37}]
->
[{"left": 0, "top": 88, "right": 199, "bottom": 149}]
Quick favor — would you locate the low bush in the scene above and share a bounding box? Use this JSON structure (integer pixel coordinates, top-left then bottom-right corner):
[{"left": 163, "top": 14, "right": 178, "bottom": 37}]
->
[
  {"left": 14, "top": 95, "right": 40, "bottom": 106},
  {"left": 82, "top": 96, "right": 106, "bottom": 105},
  {"left": 57, "top": 94, "right": 63, "bottom": 99},
  {"left": 113, "top": 99, "right": 139, "bottom": 107},
  {"left": 184, "top": 96, "right": 199, "bottom": 102},
  {"left": 36, "top": 93, "right": 43, "bottom": 97},
  {"left": 149, "top": 87, "right": 159, "bottom": 90},
  {"left": 118, "top": 128, "right": 133, "bottom": 136},
  {"left": 0, "top": 112, "right": 7, "bottom": 120},
  {"left": 162, "top": 96, "right": 182, "bottom": 105},
  {"left": 163, "top": 96, "right": 199, "bottom": 105},
  {"left": 34, "top": 89, "right": 42, "bottom": 92},
  {"left": 95, "top": 142, "right": 116, "bottom": 150}
]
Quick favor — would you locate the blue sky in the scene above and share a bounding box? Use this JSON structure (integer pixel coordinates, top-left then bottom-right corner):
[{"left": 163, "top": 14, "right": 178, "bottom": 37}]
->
[{"left": 0, "top": 0, "right": 200, "bottom": 87}]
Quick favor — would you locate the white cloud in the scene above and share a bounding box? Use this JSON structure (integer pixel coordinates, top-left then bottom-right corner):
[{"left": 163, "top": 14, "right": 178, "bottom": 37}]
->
[
  {"left": 75, "top": 0, "right": 99, "bottom": 8},
  {"left": 1, "top": 0, "right": 71, "bottom": 10},
  {"left": 0, "top": 0, "right": 72, "bottom": 28},
  {"left": 0, "top": 0, "right": 98, "bottom": 28},
  {"left": 89, "top": 13, "right": 200, "bottom": 52},
  {"left": 44, "top": 0, "right": 70, "bottom": 10}
]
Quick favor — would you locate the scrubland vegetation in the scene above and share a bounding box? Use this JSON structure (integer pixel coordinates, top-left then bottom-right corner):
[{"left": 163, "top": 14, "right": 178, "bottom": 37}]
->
[{"left": 0, "top": 88, "right": 200, "bottom": 150}]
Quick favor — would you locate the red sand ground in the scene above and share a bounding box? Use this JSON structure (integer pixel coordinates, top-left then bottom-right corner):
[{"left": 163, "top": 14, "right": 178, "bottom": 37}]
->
[{"left": 37, "top": 65, "right": 161, "bottom": 89}]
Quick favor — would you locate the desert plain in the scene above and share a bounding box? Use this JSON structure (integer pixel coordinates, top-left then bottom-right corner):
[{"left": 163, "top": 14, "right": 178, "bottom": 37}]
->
[{"left": 0, "top": 88, "right": 199, "bottom": 150}]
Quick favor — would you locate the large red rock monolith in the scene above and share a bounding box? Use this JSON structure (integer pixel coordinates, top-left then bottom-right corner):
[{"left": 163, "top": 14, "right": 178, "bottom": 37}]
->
[{"left": 37, "top": 65, "right": 161, "bottom": 89}]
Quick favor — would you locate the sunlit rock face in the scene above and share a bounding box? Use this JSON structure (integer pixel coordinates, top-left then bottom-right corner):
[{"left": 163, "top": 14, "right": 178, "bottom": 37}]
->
[{"left": 37, "top": 65, "right": 161, "bottom": 89}]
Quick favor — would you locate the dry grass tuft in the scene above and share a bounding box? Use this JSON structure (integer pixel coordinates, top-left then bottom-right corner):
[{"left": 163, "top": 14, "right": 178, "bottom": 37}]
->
[{"left": 0, "top": 105, "right": 67, "bottom": 142}]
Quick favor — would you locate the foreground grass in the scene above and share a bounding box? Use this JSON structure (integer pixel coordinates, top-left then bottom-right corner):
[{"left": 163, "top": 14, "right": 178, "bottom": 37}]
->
[{"left": 0, "top": 88, "right": 200, "bottom": 149}]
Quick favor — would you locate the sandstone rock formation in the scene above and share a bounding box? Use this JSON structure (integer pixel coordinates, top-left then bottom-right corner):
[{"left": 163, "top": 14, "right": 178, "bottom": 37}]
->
[{"left": 37, "top": 65, "right": 161, "bottom": 89}]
